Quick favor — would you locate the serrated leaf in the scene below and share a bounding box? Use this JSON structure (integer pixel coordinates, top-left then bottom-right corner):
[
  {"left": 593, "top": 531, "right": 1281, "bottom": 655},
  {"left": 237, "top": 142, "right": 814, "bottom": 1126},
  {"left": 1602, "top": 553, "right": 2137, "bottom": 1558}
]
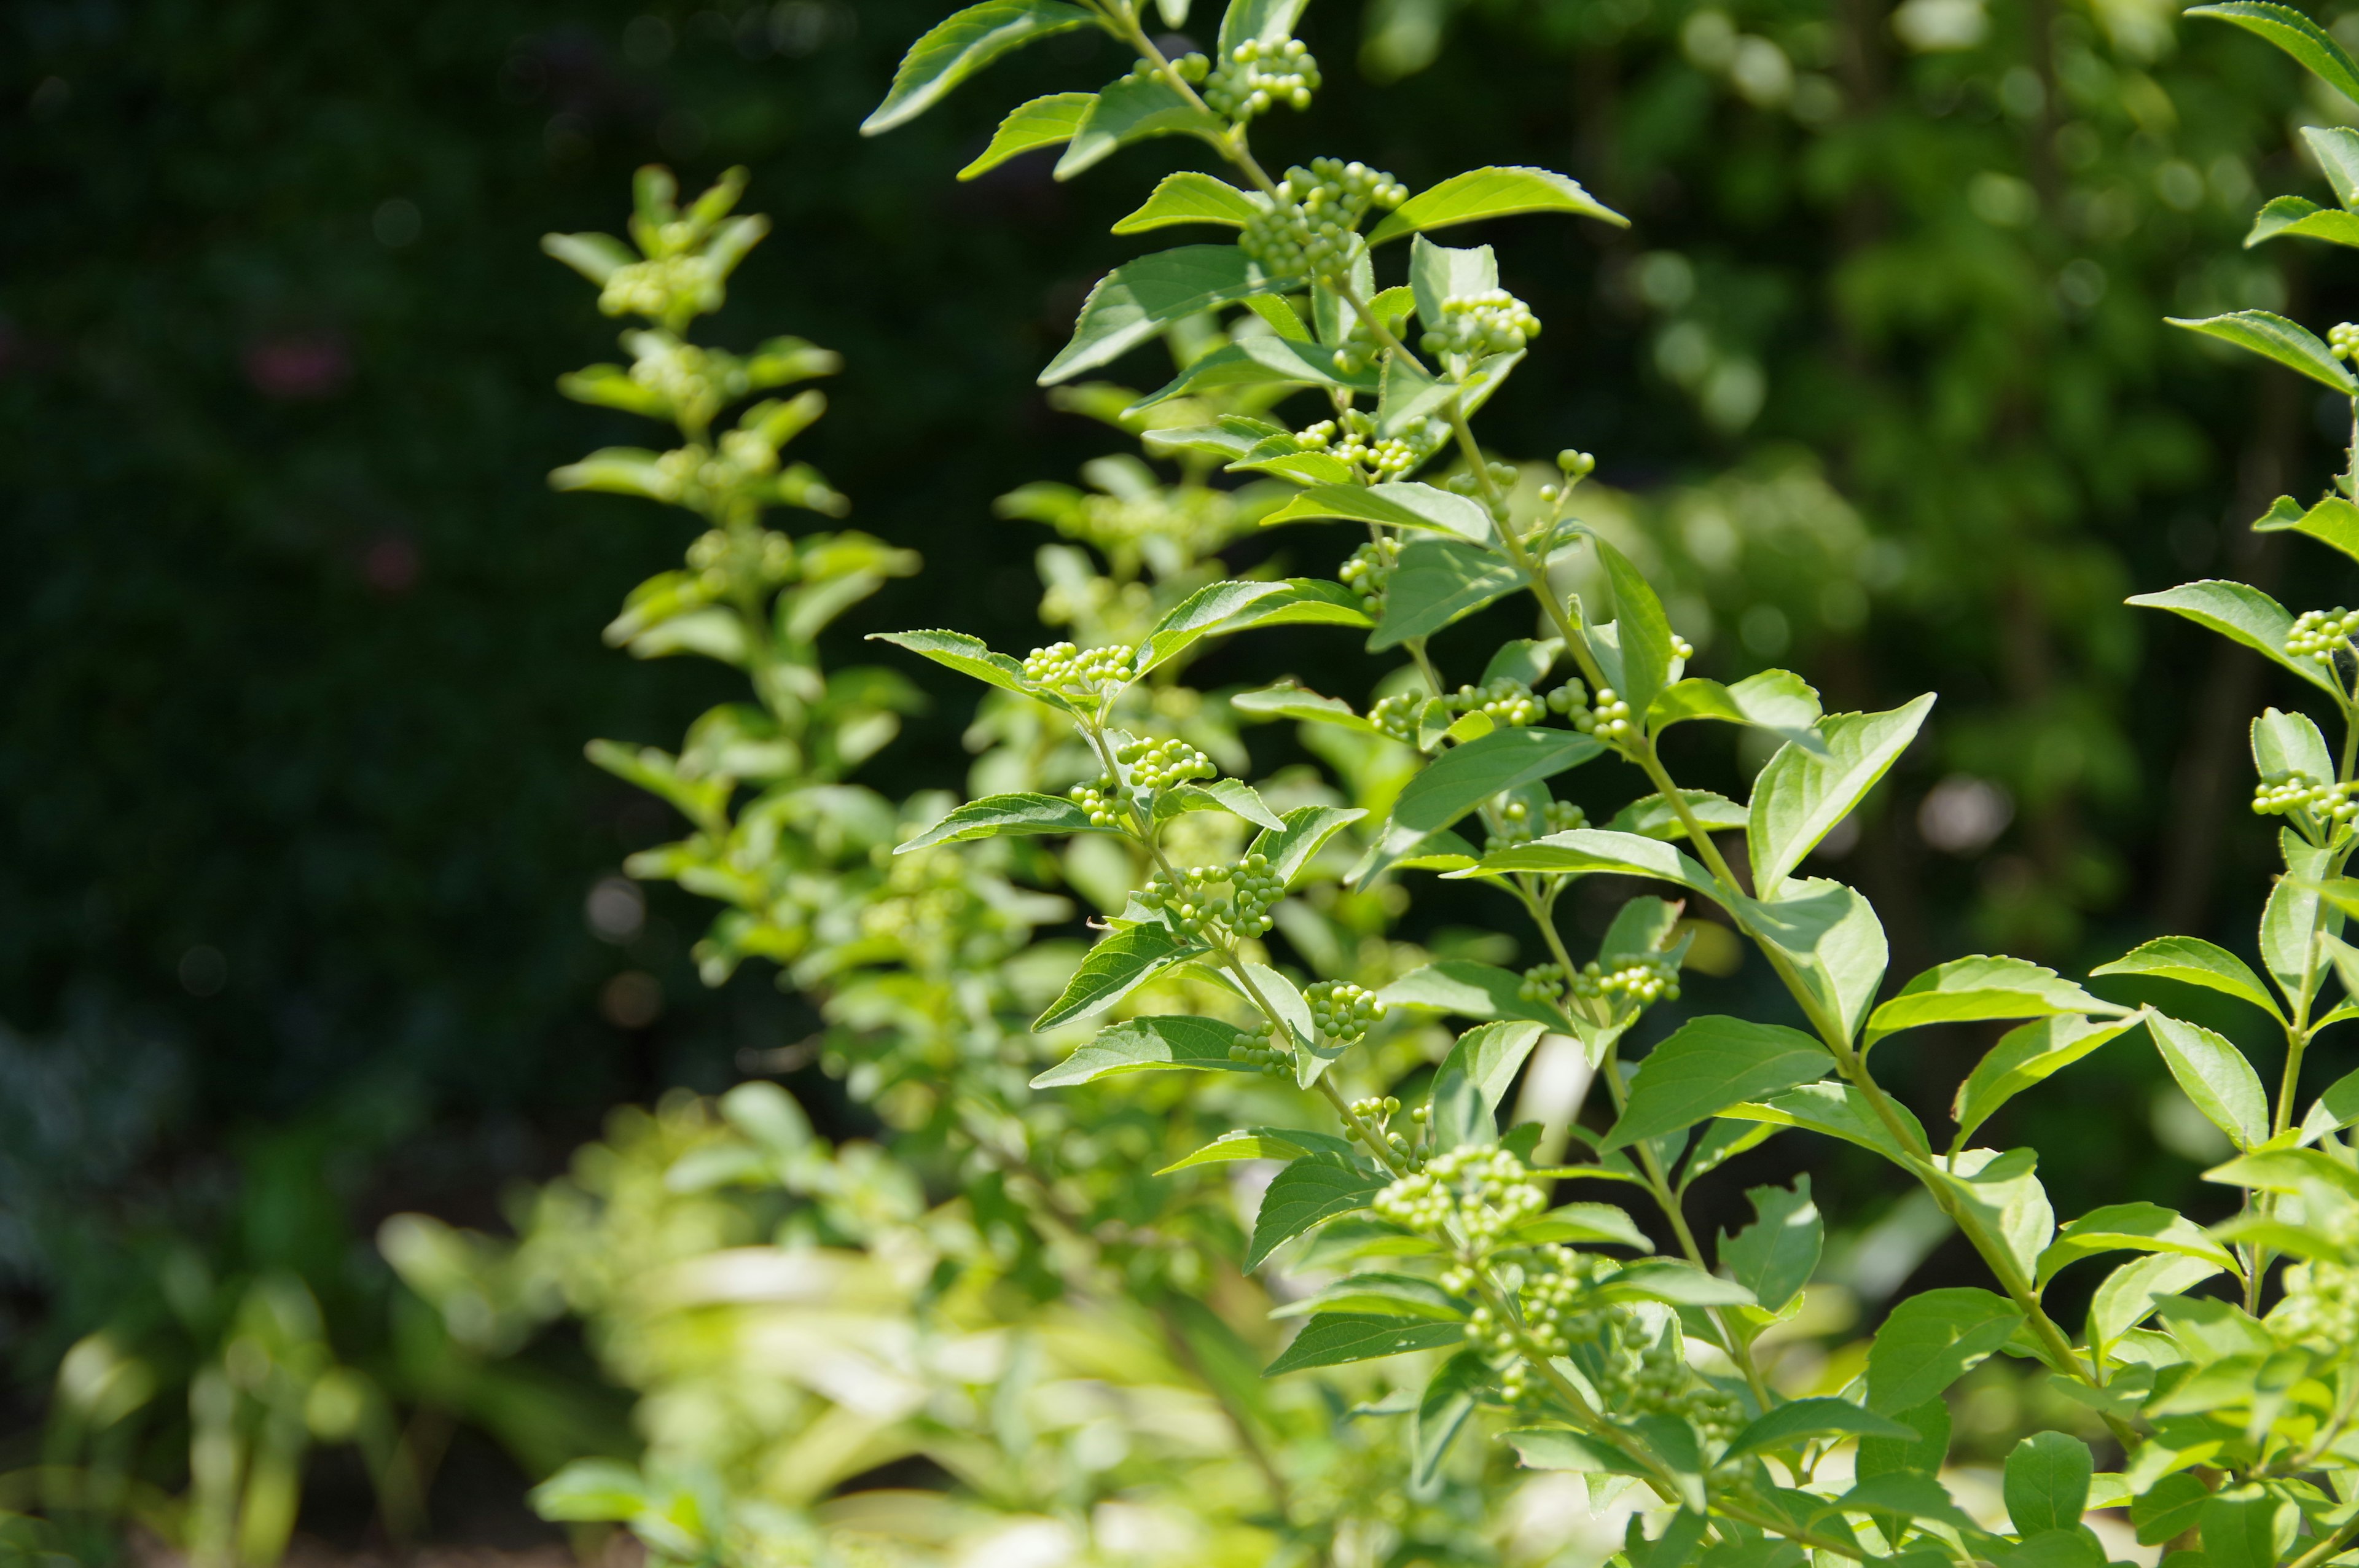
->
[
  {"left": 1363, "top": 727, "right": 1608, "bottom": 874},
  {"left": 1720, "top": 1176, "right": 1821, "bottom": 1317},
  {"left": 1503, "top": 1428, "right": 1651, "bottom": 1474},
  {"left": 2205, "top": 1144, "right": 2359, "bottom": 1201},
  {"left": 1604, "top": 1017, "right": 1830, "bottom": 1149},
  {"left": 1371, "top": 539, "right": 1527, "bottom": 649},
  {"left": 2147, "top": 1012, "right": 2268, "bottom": 1151},
  {"left": 899, "top": 791, "right": 1109, "bottom": 852},
  {"left": 2263, "top": 837, "right": 2337, "bottom": 1008},
  {"left": 2190, "top": 2, "right": 2359, "bottom": 104},
  {"left": 1135, "top": 579, "right": 1369, "bottom": 676},
  {"left": 2035, "top": 1201, "right": 2239, "bottom": 1287},
  {"left": 1748, "top": 696, "right": 1935, "bottom": 900},
  {"left": 1512, "top": 1202, "right": 1653, "bottom": 1249},
  {"left": 1248, "top": 1155, "right": 1385, "bottom": 1267},
  {"left": 958, "top": 91, "right": 1097, "bottom": 178},
  {"left": 2301, "top": 1064, "right": 2359, "bottom": 1142},
  {"left": 869, "top": 629, "right": 1070, "bottom": 708},
  {"left": 2251, "top": 492, "right": 2359, "bottom": 566},
  {"left": 863, "top": 1, "right": 1098, "bottom": 133},
  {"left": 1936, "top": 1145, "right": 2054, "bottom": 1287},
  {"left": 1156, "top": 1125, "right": 1356, "bottom": 1174},
  {"left": 1230, "top": 682, "right": 1375, "bottom": 732},
  {"left": 1723, "top": 1082, "right": 1927, "bottom": 1168},
  {"left": 1034, "top": 924, "right": 1203, "bottom": 1029},
  {"left": 2092, "top": 937, "right": 2283, "bottom": 1022},
  {"left": 1831, "top": 1471, "right": 1978, "bottom": 1529},
  {"left": 1951, "top": 1015, "right": 2142, "bottom": 1146},
  {"left": 1259, "top": 481, "right": 1494, "bottom": 540},
  {"left": 1130, "top": 335, "right": 1382, "bottom": 408},
  {"left": 1429, "top": 1021, "right": 1547, "bottom": 1149},
  {"left": 1379, "top": 960, "right": 1564, "bottom": 1026},
  {"left": 1368, "top": 165, "right": 1628, "bottom": 245},
  {"left": 1270, "top": 1271, "right": 1464, "bottom": 1320},
  {"left": 1264, "top": 1312, "right": 1463, "bottom": 1373},
  {"left": 1031, "top": 1013, "right": 1256, "bottom": 1087},
  {"left": 2246, "top": 193, "right": 2359, "bottom": 249},
  {"left": 2308, "top": 125, "right": 2359, "bottom": 208},
  {"left": 1448, "top": 826, "right": 1720, "bottom": 897},
  {"left": 2090, "top": 1252, "right": 2222, "bottom": 1348},
  {"left": 1605, "top": 790, "right": 1750, "bottom": 841},
  {"left": 1865, "top": 956, "right": 2116, "bottom": 1050},
  {"left": 1595, "top": 1258, "right": 1755, "bottom": 1306},
  {"left": 1113, "top": 170, "right": 1262, "bottom": 232},
  {"left": 1864, "top": 1286, "right": 2022, "bottom": 1413},
  {"left": 1249, "top": 804, "right": 1367, "bottom": 888},
  {"left": 2170, "top": 309, "right": 2355, "bottom": 392},
  {"left": 1729, "top": 1397, "right": 1919, "bottom": 1456},
  {"left": 1042, "top": 246, "right": 1291, "bottom": 384},
  {"left": 1055, "top": 69, "right": 1221, "bottom": 178},
  {"left": 2125, "top": 580, "right": 2342, "bottom": 695},
  {"left": 2253, "top": 704, "right": 2334, "bottom": 783},
  {"left": 1588, "top": 536, "right": 1678, "bottom": 717}
]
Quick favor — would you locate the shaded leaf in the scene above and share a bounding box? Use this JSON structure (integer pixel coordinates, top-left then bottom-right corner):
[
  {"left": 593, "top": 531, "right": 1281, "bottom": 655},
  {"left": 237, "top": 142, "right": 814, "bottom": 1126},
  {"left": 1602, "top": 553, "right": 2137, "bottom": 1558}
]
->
[
  {"left": 1248, "top": 1156, "right": 1387, "bottom": 1266},
  {"left": 1604, "top": 1017, "right": 1830, "bottom": 1149},
  {"left": 1429, "top": 1021, "right": 1547, "bottom": 1149},
  {"left": 1042, "top": 246, "right": 1289, "bottom": 384},
  {"left": 863, "top": 1, "right": 1097, "bottom": 133},
  {"left": 1864, "top": 1287, "right": 2023, "bottom": 1414},
  {"left": 1034, "top": 924, "right": 1203, "bottom": 1029},
  {"left": 1031, "top": 1014, "right": 1256, "bottom": 1087},
  {"left": 1264, "top": 1313, "right": 1462, "bottom": 1374}
]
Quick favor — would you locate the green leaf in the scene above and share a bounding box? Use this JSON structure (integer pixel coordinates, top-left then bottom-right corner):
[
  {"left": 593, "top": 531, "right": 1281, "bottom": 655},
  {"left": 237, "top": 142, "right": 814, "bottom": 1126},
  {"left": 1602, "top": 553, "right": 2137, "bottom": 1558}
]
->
[
  {"left": 2199, "top": 1489, "right": 2298, "bottom": 1568},
  {"left": 1180, "top": 778, "right": 1288, "bottom": 832},
  {"left": 1833, "top": 1472, "right": 1978, "bottom": 1530},
  {"left": 2092, "top": 937, "right": 2283, "bottom": 1022},
  {"left": 2205, "top": 1144, "right": 2359, "bottom": 1201},
  {"left": 957, "top": 91, "right": 1097, "bottom": 178},
  {"left": 1866, "top": 956, "right": 2116, "bottom": 1050},
  {"left": 1594, "top": 1258, "right": 1756, "bottom": 1306},
  {"left": 1260, "top": 480, "right": 1494, "bottom": 540},
  {"left": 1512, "top": 1202, "right": 1653, "bottom": 1249},
  {"left": 2169, "top": 309, "right": 2356, "bottom": 392},
  {"left": 1264, "top": 1313, "right": 1463, "bottom": 1374},
  {"left": 2132, "top": 1474, "right": 2213, "bottom": 1547},
  {"left": 2263, "top": 838, "right": 2337, "bottom": 1008},
  {"left": 1230, "top": 682, "right": 1376, "bottom": 733},
  {"left": 1135, "top": 579, "right": 1369, "bottom": 676},
  {"left": 1450, "top": 827, "right": 1719, "bottom": 898},
  {"left": 869, "top": 628, "right": 1065, "bottom": 706},
  {"left": 2089, "top": 1252, "right": 2222, "bottom": 1348},
  {"left": 1407, "top": 235, "right": 1500, "bottom": 340},
  {"left": 899, "top": 791, "right": 1107, "bottom": 852},
  {"left": 1030, "top": 1013, "right": 1257, "bottom": 1087},
  {"left": 2148, "top": 1012, "right": 2268, "bottom": 1150},
  {"left": 1863, "top": 1286, "right": 2024, "bottom": 1414},
  {"left": 1504, "top": 1427, "right": 1652, "bottom": 1475},
  {"left": 1250, "top": 804, "right": 1367, "bottom": 888},
  {"left": 1248, "top": 1155, "right": 1387, "bottom": 1266},
  {"left": 1951, "top": 1015, "right": 2143, "bottom": 1146},
  {"left": 1724, "top": 1082, "right": 1927, "bottom": 1168},
  {"left": 1747, "top": 696, "right": 1936, "bottom": 900},
  {"left": 1858, "top": 1397, "right": 1951, "bottom": 1478},
  {"left": 2251, "top": 492, "right": 2359, "bottom": 566},
  {"left": 1603, "top": 1017, "right": 1830, "bottom": 1149},
  {"left": 1131, "top": 335, "right": 1382, "bottom": 408},
  {"left": 1271, "top": 1271, "right": 1463, "bottom": 1320},
  {"left": 1364, "top": 726, "right": 1608, "bottom": 870},
  {"left": 1240, "top": 294, "right": 1313, "bottom": 341},
  {"left": 863, "top": 1, "right": 1098, "bottom": 133},
  {"left": 1379, "top": 960, "right": 1563, "bottom": 1026},
  {"left": 2246, "top": 193, "right": 2359, "bottom": 250},
  {"left": 1368, "top": 165, "right": 1628, "bottom": 245},
  {"left": 1734, "top": 878, "right": 1890, "bottom": 1043},
  {"left": 1113, "top": 170, "right": 1262, "bottom": 232},
  {"left": 1412, "top": 1351, "right": 1488, "bottom": 1486},
  {"left": 1586, "top": 536, "right": 1680, "bottom": 717},
  {"left": 2035, "top": 1201, "right": 2239, "bottom": 1287},
  {"left": 2308, "top": 125, "right": 2359, "bottom": 208},
  {"left": 2125, "top": 580, "right": 2342, "bottom": 695},
  {"left": 1371, "top": 539, "right": 1527, "bottom": 649},
  {"left": 1719, "top": 1176, "right": 1821, "bottom": 1317},
  {"left": 1937, "top": 1145, "right": 2055, "bottom": 1288},
  {"left": 1648, "top": 670, "right": 1826, "bottom": 752},
  {"left": 2301, "top": 1064, "right": 2359, "bottom": 1142},
  {"left": 1218, "top": 0, "right": 1310, "bottom": 52},
  {"left": 1728, "top": 1397, "right": 1918, "bottom": 1456},
  {"left": 1057, "top": 64, "right": 1225, "bottom": 178},
  {"left": 1680, "top": 1118, "right": 1782, "bottom": 1188},
  {"left": 2254, "top": 704, "right": 2334, "bottom": 784},
  {"left": 2189, "top": 2, "right": 2359, "bottom": 104},
  {"left": 1042, "top": 246, "right": 1289, "bottom": 385},
  {"left": 1033, "top": 924, "right": 1203, "bottom": 1029},
  {"left": 1429, "top": 1021, "right": 1547, "bottom": 1149},
  {"left": 1156, "top": 1125, "right": 1356, "bottom": 1174}
]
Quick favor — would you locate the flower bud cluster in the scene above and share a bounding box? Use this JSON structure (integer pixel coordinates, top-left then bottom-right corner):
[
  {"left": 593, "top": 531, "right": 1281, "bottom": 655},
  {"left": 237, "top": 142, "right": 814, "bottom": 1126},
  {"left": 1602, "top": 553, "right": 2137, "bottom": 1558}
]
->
[
  {"left": 1237, "top": 159, "right": 1406, "bottom": 283},
  {"left": 1200, "top": 39, "right": 1323, "bottom": 122},
  {"left": 2251, "top": 770, "right": 2359, "bottom": 832},
  {"left": 1524, "top": 955, "right": 1681, "bottom": 1007},
  {"left": 1482, "top": 1247, "right": 1618, "bottom": 1387},
  {"left": 625, "top": 332, "right": 746, "bottom": 432},
  {"left": 1576, "top": 687, "right": 1635, "bottom": 744},
  {"left": 2287, "top": 608, "right": 2359, "bottom": 668},
  {"left": 1226, "top": 1024, "right": 1295, "bottom": 1077},
  {"left": 1422, "top": 289, "right": 1541, "bottom": 364},
  {"left": 1296, "top": 410, "right": 1439, "bottom": 478},
  {"left": 1140, "top": 854, "right": 1283, "bottom": 938},
  {"left": 1372, "top": 1145, "right": 1547, "bottom": 1252},
  {"left": 2333, "top": 322, "right": 2359, "bottom": 361},
  {"left": 1307, "top": 980, "right": 1388, "bottom": 1045},
  {"left": 1116, "top": 736, "right": 1217, "bottom": 792},
  {"left": 2272, "top": 1256, "right": 2359, "bottom": 1349},
  {"left": 1447, "top": 678, "right": 1546, "bottom": 728},
  {"left": 1588, "top": 1323, "right": 1744, "bottom": 1444},
  {"left": 601, "top": 254, "right": 728, "bottom": 324},
  {"left": 686, "top": 526, "right": 796, "bottom": 596},
  {"left": 1338, "top": 540, "right": 1395, "bottom": 615},
  {"left": 1023, "top": 642, "right": 1138, "bottom": 700},
  {"left": 1490, "top": 799, "right": 1589, "bottom": 851}
]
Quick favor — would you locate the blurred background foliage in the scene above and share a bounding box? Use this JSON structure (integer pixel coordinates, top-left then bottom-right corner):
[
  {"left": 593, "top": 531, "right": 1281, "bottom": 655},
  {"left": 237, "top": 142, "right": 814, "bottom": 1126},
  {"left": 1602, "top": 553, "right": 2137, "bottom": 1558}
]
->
[{"left": 10, "top": 0, "right": 2359, "bottom": 1551}]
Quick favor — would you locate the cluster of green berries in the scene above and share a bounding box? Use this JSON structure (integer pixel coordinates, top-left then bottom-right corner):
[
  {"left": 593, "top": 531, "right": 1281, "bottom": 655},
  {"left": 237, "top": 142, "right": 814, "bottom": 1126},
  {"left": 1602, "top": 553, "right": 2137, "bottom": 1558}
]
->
[
  {"left": 1489, "top": 798, "right": 1589, "bottom": 851},
  {"left": 2251, "top": 770, "right": 2359, "bottom": 832},
  {"left": 2333, "top": 323, "right": 2359, "bottom": 361},
  {"left": 1226, "top": 1026, "right": 1296, "bottom": 1077},
  {"left": 1538, "top": 450, "right": 1598, "bottom": 506},
  {"left": 1446, "top": 678, "right": 1546, "bottom": 728},
  {"left": 1338, "top": 539, "right": 1396, "bottom": 614},
  {"left": 1023, "top": 642, "right": 1137, "bottom": 700},
  {"left": 1592, "top": 1320, "right": 1745, "bottom": 1444},
  {"left": 685, "top": 525, "right": 796, "bottom": 596},
  {"left": 2272, "top": 1256, "right": 2359, "bottom": 1349},
  {"left": 600, "top": 254, "right": 729, "bottom": 324},
  {"left": 1068, "top": 775, "right": 1127, "bottom": 829},
  {"left": 1140, "top": 854, "right": 1283, "bottom": 938},
  {"left": 1192, "top": 38, "right": 1322, "bottom": 122},
  {"left": 1296, "top": 411, "right": 1436, "bottom": 478},
  {"left": 1237, "top": 159, "right": 1407, "bottom": 283},
  {"left": 642, "top": 442, "right": 784, "bottom": 513},
  {"left": 1372, "top": 1145, "right": 1548, "bottom": 1250},
  {"left": 1546, "top": 680, "right": 1592, "bottom": 722},
  {"left": 2287, "top": 607, "right": 2359, "bottom": 668},
  {"left": 1421, "top": 289, "right": 1542, "bottom": 364},
  {"left": 1370, "top": 693, "right": 1423, "bottom": 744},
  {"left": 1347, "top": 1095, "right": 1422, "bottom": 1164},
  {"left": 1444, "top": 462, "right": 1525, "bottom": 525},
  {"left": 1115, "top": 736, "right": 1217, "bottom": 792},
  {"left": 1306, "top": 980, "right": 1387, "bottom": 1045},
  {"left": 1522, "top": 954, "right": 1681, "bottom": 1008},
  {"left": 1482, "top": 1247, "right": 1618, "bottom": 1392},
  {"left": 1575, "top": 687, "right": 1636, "bottom": 744}
]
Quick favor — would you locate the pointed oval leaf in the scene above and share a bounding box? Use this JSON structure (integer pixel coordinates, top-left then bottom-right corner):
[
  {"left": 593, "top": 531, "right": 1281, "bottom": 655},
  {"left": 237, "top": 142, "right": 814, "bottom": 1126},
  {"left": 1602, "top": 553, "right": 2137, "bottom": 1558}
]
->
[
  {"left": 1033, "top": 924, "right": 1203, "bottom": 1029},
  {"left": 1952, "top": 1015, "right": 2142, "bottom": 1145},
  {"left": 1042, "top": 246, "right": 1290, "bottom": 385},
  {"left": 869, "top": 629, "right": 1073, "bottom": 709},
  {"left": 1369, "top": 165, "right": 1629, "bottom": 245},
  {"left": 1429, "top": 1020, "right": 1547, "bottom": 1149},
  {"left": 1864, "top": 1287, "right": 2023, "bottom": 1414},
  {"left": 1113, "top": 170, "right": 1264, "bottom": 232},
  {"left": 1603, "top": 1017, "right": 1830, "bottom": 1150},
  {"left": 1371, "top": 539, "right": 1527, "bottom": 650},
  {"left": 1270, "top": 1271, "right": 1464, "bottom": 1320},
  {"left": 2147, "top": 1012, "right": 2268, "bottom": 1151},
  {"left": 958, "top": 91, "right": 1097, "bottom": 178},
  {"left": 1259, "top": 481, "right": 1494, "bottom": 540},
  {"left": 1729, "top": 1397, "right": 1919, "bottom": 1456},
  {"left": 1031, "top": 1013, "right": 1256, "bottom": 1087},
  {"left": 900, "top": 791, "right": 1109, "bottom": 852},
  {"left": 2190, "top": 2, "right": 2359, "bottom": 104},
  {"left": 1748, "top": 696, "right": 1935, "bottom": 899},
  {"left": 2091, "top": 936, "right": 2282, "bottom": 1021},
  {"left": 2034, "top": 1201, "right": 2240, "bottom": 1287},
  {"left": 1865, "top": 956, "right": 2116, "bottom": 1048},
  {"left": 1135, "top": 579, "right": 1370, "bottom": 675},
  {"left": 2169, "top": 308, "right": 2355, "bottom": 392},
  {"left": 1407, "top": 235, "right": 1500, "bottom": 331},
  {"left": 2307, "top": 125, "right": 2359, "bottom": 208},
  {"left": 863, "top": 1, "right": 1098, "bottom": 134},
  {"left": 1379, "top": 959, "right": 1563, "bottom": 1026},
  {"left": 2247, "top": 193, "right": 2359, "bottom": 249},
  {"left": 1248, "top": 1155, "right": 1388, "bottom": 1267},
  {"left": 2126, "top": 579, "right": 2342, "bottom": 694}
]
